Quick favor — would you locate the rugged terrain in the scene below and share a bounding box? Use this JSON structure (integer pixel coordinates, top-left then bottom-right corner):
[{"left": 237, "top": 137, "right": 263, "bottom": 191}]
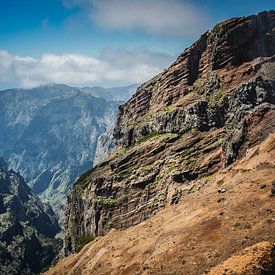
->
[
  {"left": 63, "top": 10, "right": 275, "bottom": 254},
  {"left": 0, "top": 84, "right": 135, "bottom": 218},
  {"left": 0, "top": 157, "right": 61, "bottom": 274},
  {"left": 44, "top": 10, "right": 275, "bottom": 274},
  {"left": 46, "top": 132, "right": 275, "bottom": 274}
]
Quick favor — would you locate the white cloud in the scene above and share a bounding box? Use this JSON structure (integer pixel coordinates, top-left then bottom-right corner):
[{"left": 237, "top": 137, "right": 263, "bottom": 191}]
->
[
  {"left": 0, "top": 49, "right": 173, "bottom": 89},
  {"left": 62, "top": 0, "right": 211, "bottom": 38}
]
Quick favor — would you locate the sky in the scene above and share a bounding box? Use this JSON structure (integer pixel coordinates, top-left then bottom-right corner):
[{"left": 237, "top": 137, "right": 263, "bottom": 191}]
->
[{"left": 0, "top": 0, "right": 274, "bottom": 89}]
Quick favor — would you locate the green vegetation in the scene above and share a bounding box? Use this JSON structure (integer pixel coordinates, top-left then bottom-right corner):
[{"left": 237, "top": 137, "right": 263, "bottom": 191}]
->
[
  {"left": 162, "top": 106, "right": 170, "bottom": 112},
  {"left": 188, "top": 184, "right": 200, "bottom": 193},
  {"left": 95, "top": 196, "right": 118, "bottom": 207},
  {"left": 207, "top": 88, "right": 225, "bottom": 106},
  {"left": 75, "top": 236, "right": 95, "bottom": 252},
  {"left": 160, "top": 105, "right": 176, "bottom": 113},
  {"left": 110, "top": 131, "right": 179, "bottom": 161},
  {"left": 135, "top": 132, "right": 162, "bottom": 145},
  {"left": 75, "top": 166, "right": 97, "bottom": 186}
]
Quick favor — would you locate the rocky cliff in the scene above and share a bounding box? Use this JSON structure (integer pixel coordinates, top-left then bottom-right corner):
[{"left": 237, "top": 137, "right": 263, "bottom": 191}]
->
[
  {"left": 64, "top": 10, "right": 275, "bottom": 255},
  {"left": 0, "top": 157, "right": 61, "bottom": 274},
  {"left": 0, "top": 84, "right": 134, "bottom": 219}
]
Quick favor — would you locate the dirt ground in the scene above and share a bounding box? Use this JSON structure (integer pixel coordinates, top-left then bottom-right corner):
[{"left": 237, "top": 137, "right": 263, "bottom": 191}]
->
[
  {"left": 46, "top": 133, "right": 275, "bottom": 275},
  {"left": 208, "top": 241, "right": 274, "bottom": 274}
]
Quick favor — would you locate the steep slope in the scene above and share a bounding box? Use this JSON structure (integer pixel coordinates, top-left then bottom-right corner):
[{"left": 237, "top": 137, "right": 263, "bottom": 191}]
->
[
  {"left": 46, "top": 132, "right": 275, "bottom": 274},
  {"left": 0, "top": 157, "right": 61, "bottom": 274},
  {"left": 64, "top": 10, "right": 275, "bottom": 254},
  {"left": 0, "top": 84, "right": 133, "bottom": 218}
]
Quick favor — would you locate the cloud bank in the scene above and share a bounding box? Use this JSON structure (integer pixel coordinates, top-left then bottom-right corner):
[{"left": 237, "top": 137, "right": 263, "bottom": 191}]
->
[
  {"left": 0, "top": 49, "right": 173, "bottom": 89},
  {"left": 91, "top": 0, "right": 211, "bottom": 37},
  {"left": 62, "top": 0, "right": 211, "bottom": 38}
]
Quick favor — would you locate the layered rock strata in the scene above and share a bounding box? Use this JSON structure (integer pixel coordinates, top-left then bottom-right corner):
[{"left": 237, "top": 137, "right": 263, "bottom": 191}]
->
[{"left": 64, "top": 11, "right": 275, "bottom": 254}]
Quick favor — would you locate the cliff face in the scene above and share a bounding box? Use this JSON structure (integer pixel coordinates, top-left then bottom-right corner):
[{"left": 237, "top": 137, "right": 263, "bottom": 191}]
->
[
  {"left": 0, "top": 157, "right": 61, "bottom": 274},
  {"left": 0, "top": 84, "right": 130, "bottom": 219},
  {"left": 64, "top": 11, "right": 275, "bottom": 254}
]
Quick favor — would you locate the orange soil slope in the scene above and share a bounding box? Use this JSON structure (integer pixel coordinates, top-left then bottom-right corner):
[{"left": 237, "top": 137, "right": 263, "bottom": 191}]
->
[
  {"left": 46, "top": 133, "right": 275, "bottom": 275},
  {"left": 208, "top": 241, "right": 274, "bottom": 275}
]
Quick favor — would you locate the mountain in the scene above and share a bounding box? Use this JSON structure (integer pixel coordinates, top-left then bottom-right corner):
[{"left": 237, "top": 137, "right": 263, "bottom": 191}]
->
[
  {"left": 81, "top": 84, "right": 139, "bottom": 102},
  {"left": 47, "top": 10, "right": 275, "bottom": 274},
  {"left": 0, "top": 84, "right": 135, "bottom": 220},
  {"left": 0, "top": 157, "right": 61, "bottom": 274}
]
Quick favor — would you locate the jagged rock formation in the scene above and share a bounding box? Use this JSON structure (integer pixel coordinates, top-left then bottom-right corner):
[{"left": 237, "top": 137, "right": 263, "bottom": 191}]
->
[
  {"left": 0, "top": 157, "right": 61, "bottom": 274},
  {"left": 64, "top": 10, "right": 275, "bottom": 255},
  {"left": 0, "top": 84, "right": 135, "bottom": 219},
  {"left": 46, "top": 133, "right": 275, "bottom": 274}
]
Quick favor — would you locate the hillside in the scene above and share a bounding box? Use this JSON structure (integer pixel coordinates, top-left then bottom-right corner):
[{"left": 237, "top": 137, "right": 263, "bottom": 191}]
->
[{"left": 48, "top": 10, "right": 275, "bottom": 274}]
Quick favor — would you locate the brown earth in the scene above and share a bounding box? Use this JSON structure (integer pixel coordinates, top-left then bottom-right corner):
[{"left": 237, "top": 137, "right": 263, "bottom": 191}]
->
[
  {"left": 46, "top": 133, "right": 275, "bottom": 275},
  {"left": 208, "top": 241, "right": 274, "bottom": 275}
]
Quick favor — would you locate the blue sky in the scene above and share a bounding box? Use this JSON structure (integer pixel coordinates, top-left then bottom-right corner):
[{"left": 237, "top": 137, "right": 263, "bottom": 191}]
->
[{"left": 0, "top": 0, "right": 274, "bottom": 89}]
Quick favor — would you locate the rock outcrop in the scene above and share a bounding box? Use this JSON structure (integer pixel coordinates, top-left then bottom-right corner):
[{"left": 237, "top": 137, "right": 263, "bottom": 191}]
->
[
  {"left": 0, "top": 157, "right": 61, "bottom": 274},
  {"left": 0, "top": 84, "right": 134, "bottom": 220},
  {"left": 64, "top": 10, "right": 275, "bottom": 254}
]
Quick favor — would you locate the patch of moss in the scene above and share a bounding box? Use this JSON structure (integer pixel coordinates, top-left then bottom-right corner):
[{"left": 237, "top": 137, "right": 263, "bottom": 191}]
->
[
  {"left": 95, "top": 196, "right": 118, "bottom": 207},
  {"left": 159, "top": 105, "right": 177, "bottom": 113},
  {"left": 136, "top": 132, "right": 162, "bottom": 145},
  {"left": 75, "top": 166, "right": 97, "bottom": 186},
  {"left": 162, "top": 106, "right": 170, "bottom": 112},
  {"left": 207, "top": 88, "right": 225, "bottom": 106}
]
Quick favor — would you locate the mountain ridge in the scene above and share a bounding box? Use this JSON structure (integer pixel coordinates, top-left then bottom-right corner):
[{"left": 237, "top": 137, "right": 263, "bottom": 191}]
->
[{"left": 60, "top": 10, "right": 275, "bottom": 266}]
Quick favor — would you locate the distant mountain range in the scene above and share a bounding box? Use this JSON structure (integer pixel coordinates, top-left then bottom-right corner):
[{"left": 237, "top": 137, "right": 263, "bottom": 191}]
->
[
  {"left": 80, "top": 84, "right": 138, "bottom": 102},
  {"left": 0, "top": 83, "right": 138, "bottom": 221}
]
